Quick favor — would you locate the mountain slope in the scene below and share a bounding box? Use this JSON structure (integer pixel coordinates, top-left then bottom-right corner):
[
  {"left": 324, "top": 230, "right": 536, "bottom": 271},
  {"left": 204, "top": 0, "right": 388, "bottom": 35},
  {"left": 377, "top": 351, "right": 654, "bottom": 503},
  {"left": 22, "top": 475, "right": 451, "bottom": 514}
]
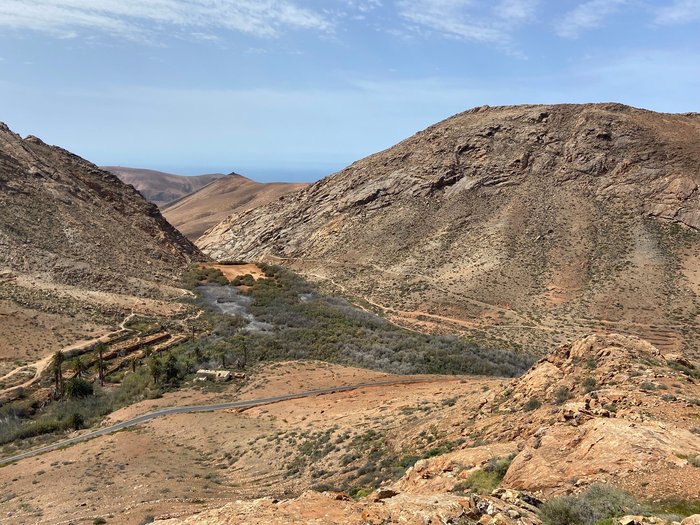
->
[
  {"left": 104, "top": 166, "right": 226, "bottom": 206},
  {"left": 0, "top": 124, "right": 203, "bottom": 363},
  {"left": 199, "top": 103, "right": 700, "bottom": 356},
  {"left": 162, "top": 174, "right": 307, "bottom": 240}
]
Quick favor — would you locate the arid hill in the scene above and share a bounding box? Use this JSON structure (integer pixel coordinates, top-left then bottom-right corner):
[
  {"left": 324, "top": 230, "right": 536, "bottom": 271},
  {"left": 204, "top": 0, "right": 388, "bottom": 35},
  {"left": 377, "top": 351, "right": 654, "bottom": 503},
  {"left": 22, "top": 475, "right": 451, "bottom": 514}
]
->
[
  {"left": 105, "top": 166, "right": 226, "bottom": 206},
  {"left": 0, "top": 124, "right": 202, "bottom": 365},
  {"left": 200, "top": 103, "right": 700, "bottom": 356},
  {"left": 162, "top": 174, "right": 308, "bottom": 240}
]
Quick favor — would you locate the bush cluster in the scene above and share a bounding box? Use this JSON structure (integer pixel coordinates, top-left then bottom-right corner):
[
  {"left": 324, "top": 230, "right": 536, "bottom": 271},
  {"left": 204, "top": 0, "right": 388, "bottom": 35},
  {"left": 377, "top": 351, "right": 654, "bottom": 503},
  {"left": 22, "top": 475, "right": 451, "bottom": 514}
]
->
[
  {"left": 195, "top": 264, "right": 535, "bottom": 377},
  {"left": 540, "top": 484, "right": 638, "bottom": 525}
]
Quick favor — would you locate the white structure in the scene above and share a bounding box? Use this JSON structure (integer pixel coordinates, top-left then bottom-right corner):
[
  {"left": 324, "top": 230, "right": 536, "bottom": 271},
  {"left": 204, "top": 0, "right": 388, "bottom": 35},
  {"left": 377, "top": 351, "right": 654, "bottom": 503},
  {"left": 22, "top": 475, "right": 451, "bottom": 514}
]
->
[{"left": 196, "top": 369, "right": 232, "bottom": 382}]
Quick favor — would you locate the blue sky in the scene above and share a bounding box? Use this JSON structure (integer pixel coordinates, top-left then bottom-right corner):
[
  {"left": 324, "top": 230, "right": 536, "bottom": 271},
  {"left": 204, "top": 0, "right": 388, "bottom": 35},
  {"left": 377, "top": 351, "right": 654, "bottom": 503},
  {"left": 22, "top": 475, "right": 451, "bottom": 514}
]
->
[{"left": 0, "top": 1, "right": 698, "bottom": 182}]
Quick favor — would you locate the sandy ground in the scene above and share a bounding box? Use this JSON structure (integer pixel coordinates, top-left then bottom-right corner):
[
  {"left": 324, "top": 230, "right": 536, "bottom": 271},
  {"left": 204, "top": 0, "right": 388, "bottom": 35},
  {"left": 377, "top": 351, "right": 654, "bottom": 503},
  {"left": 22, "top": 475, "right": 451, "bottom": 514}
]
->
[
  {"left": 0, "top": 300, "right": 108, "bottom": 369},
  {"left": 0, "top": 274, "right": 190, "bottom": 377},
  {"left": 0, "top": 361, "right": 498, "bottom": 525},
  {"left": 202, "top": 263, "right": 266, "bottom": 282}
]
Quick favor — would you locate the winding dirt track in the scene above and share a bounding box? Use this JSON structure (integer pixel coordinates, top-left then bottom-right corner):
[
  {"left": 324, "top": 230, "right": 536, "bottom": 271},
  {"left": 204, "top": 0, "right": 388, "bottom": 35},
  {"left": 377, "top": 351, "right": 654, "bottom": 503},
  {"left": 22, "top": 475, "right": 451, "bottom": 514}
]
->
[{"left": 0, "top": 377, "right": 460, "bottom": 467}]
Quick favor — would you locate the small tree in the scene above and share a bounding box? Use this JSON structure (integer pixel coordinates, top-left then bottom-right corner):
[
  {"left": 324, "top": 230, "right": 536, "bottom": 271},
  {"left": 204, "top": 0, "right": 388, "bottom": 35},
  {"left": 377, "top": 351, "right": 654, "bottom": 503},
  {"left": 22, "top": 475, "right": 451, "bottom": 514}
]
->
[
  {"left": 69, "top": 412, "right": 85, "bottom": 431},
  {"left": 51, "top": 351, "right": 65, "bottom": 396},
  {"left": 74, "top": 357, "right": 86, "bottom": 379},
  {"left": 95, "top": 343, "right": 107, "bottom": 386},
  {"left": 149, "top": 357, "right": 163, "bottom": 384},
  {"left": 163, "top": 352, "right": 179, "bottom": 383}
]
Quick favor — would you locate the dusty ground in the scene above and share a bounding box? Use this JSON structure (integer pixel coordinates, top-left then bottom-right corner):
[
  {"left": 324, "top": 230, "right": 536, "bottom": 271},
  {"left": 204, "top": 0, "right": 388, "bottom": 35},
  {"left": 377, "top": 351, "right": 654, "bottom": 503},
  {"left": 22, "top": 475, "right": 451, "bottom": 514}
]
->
[
  {"left": 0, "top": 361, "right": 493, "bottom": 525},
  {"left": 0, "top": 273, "right": 189, "bottom": 377},
  {"left": 201, "top": 263, "right": 265, "bottom": 283},
  {"left": 0, "top": 299, "right": 107, "bottom": 368}
]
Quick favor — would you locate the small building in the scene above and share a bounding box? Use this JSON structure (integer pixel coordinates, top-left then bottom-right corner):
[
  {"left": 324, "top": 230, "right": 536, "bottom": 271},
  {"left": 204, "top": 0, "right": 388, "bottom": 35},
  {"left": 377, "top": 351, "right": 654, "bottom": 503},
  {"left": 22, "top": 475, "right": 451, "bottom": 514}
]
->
[{"left": 196, "top": 369, "right": 232, "bottom": 382}]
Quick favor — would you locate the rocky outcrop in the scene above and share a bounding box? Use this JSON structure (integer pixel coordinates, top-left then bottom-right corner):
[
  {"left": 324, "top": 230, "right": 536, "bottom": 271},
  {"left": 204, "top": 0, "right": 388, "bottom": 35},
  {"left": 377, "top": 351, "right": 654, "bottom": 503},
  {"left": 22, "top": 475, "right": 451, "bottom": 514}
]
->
[
  {"left": 155, "top": 487, "right": 544, "bottom": 525},
  {"left": 199, "top": 104, "right": 700, "bottom": 356}
]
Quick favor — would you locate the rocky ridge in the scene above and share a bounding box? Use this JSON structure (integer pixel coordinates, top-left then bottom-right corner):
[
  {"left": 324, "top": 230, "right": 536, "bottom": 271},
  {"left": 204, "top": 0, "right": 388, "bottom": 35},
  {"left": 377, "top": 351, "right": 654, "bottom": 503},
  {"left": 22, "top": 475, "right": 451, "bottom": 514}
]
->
[{"left": 199, "top": 104, "right": 700, "bottom": 356}]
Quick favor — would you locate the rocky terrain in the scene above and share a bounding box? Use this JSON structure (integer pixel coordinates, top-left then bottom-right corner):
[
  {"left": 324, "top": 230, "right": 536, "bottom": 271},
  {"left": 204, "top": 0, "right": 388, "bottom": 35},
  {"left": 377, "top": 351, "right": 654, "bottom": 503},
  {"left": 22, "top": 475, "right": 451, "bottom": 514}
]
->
[
  {"left": 0, "top": 124, "right": 203, "bottom": 367},
  {"left": 130, "top": 333, "right": 698, "bottom": 525},
  {"left": 162, "top": 174, "right": 307, "bottom": 240},
  {"left": 105, "top": 166, "right": 226, "bottom": 207},
  {"left": 200, "top": 104, "right": 700, "bottom": 356}
]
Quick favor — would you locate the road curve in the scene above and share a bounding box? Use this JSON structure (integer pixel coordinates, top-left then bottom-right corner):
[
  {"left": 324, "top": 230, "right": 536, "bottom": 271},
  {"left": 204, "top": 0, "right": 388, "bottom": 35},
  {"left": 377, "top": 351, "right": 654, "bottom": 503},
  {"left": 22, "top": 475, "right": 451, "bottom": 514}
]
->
[{"left": 0, "top": 377, "right": 455, "bottom": 467}]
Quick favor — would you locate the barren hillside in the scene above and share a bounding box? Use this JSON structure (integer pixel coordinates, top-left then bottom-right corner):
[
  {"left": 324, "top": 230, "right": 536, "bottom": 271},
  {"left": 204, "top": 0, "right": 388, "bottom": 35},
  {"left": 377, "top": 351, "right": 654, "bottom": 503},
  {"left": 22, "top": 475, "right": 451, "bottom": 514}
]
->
[
  {"left": 0, "top": 124, "right": 203, "bottom": 366},
  {"left": 105, "top": 166, "right": 226, "bottom": 206},
  {"left": 162, "top": 174, "right": 308, "bottom": 240},
  {"left": 200, "top": 104, "right": 700, "bottom": 356}
]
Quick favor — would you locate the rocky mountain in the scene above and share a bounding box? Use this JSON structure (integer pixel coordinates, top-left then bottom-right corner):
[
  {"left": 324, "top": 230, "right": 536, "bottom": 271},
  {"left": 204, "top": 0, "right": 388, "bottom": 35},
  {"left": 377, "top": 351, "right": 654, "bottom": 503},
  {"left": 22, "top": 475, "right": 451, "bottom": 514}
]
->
[
  {"left": 199, "top": 103, "right": 700, "bottom": 356},
  {"left": 162, "top": 174, "right": 308, "bottom": 240},
  {"left": 104, "top": 166, "right": 226, "bottom": 206},
  {"left": 0, "top": 124, "right": 203, "bottom": 362}
]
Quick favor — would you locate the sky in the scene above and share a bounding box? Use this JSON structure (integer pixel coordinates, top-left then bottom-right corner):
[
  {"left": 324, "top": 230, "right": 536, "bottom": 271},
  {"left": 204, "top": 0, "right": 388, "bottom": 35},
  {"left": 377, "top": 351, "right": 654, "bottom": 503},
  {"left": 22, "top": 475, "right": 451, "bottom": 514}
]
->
[{"left": 0, "top": 1, "right": 698, "bottom": 182}]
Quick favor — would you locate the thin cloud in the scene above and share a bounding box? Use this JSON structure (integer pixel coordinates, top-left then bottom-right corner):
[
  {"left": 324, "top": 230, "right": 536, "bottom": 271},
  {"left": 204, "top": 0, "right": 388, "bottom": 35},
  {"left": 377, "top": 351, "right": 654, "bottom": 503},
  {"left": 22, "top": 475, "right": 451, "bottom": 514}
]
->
[
  {"left": 396, "top": 0, "right": 538, "bottom": 45},
  {"left": 496, "top": 0, "right": 538, "bottom": 21},
  {"left": 0, "top": 0, "right": 332, "bottom": 40},
  {"left": 655, "top": 0, "right": 700, "bottom": 24},
  {"left": 556, "top": 0, "right": 629, "bottom": 38}
]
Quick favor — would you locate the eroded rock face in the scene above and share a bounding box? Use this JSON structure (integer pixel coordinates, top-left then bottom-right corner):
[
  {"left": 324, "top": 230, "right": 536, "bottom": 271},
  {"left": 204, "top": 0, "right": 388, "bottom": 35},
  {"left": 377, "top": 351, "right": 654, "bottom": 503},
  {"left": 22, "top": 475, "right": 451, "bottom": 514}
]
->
[
  {"left": 504, "top": 418, "right": 700, "bottom": 493},
  {"left": 155, "top": 488, "right": 544, "bottom": 525},
  {"left": 199, "top": 104, "right": 700, "bottom": 356},
  {"left": 0, "top": 123, "right": 203, "bottom": 296}
]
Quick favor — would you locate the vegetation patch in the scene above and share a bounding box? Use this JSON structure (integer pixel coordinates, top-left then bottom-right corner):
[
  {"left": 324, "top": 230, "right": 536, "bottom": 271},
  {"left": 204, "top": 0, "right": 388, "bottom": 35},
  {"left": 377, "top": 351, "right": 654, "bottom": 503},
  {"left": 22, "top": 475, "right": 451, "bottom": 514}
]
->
[
  {"left": 193, "top": 264, "right": 535, "bottom": 377},
  {"left": 540, "top": 485, "right": 639, "bottom": 525}
]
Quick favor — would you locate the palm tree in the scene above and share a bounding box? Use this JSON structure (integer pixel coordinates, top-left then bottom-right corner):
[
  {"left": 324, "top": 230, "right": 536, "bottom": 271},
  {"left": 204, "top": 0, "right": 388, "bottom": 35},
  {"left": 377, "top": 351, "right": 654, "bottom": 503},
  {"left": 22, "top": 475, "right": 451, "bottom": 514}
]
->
[
  {"left": 149, "top": 357, "right": 163, "bottom": 384},
  {"left": 95, "top": 343, "right": 106, "bottom": 386},
  {"left": 51, "top": 351, "right": 65, "bottom": 396},
  {"left": 74, "top": 357, "right": 86, "bottom": 379}
]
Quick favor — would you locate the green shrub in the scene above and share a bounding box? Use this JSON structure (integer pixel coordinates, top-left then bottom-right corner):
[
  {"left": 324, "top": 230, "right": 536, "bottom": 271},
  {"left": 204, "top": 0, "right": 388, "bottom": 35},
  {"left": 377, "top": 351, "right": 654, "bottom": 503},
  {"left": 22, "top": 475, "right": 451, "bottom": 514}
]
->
[
  {"left": 69, "top": 412, "right": 85, "bottom": 430},
  {"left": 523, "top": 397, "right": 541, "bottom": 411},
  {"left": 64, "top": 377, "right": 94, "bottom": 398},
  {"left": 484, "top": 453, "right": 516, "bottom": 479},
  {"left": 540, "top": 484, "right": 638, "bottom": 525},
  {"left": 454, "top": 453, "right": 515, "bottom": 494},
  {"left": 457, "top": 469, "right": 501, "bottom": 494},
  {"left": 648, "top": 499, "right": 700, "bottom": 519},
  {"left": 231, "top": 274, "right": 256, "bottom": 286},
  {"left": 540, "top": 496, "right": 586, "bottom": 525},
  {"left": 582, "top": 377, "right": 598, "bottom": 393},
  {"left": 349, "top": 487, "right": 372, "bottom": 499},
  {"left": 398, "top": 455, "right": 420, "bottom": 468},
  {"left": 554, "top": 387, "right": 572, "bottom": 404}
]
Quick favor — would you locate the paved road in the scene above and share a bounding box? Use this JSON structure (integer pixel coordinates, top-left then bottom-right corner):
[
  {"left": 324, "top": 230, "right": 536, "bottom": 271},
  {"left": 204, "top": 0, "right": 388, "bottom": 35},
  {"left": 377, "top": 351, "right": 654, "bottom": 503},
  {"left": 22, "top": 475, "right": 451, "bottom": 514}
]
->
[{"left": 0, "top": 377, "right": 448, "bottom": 467}]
